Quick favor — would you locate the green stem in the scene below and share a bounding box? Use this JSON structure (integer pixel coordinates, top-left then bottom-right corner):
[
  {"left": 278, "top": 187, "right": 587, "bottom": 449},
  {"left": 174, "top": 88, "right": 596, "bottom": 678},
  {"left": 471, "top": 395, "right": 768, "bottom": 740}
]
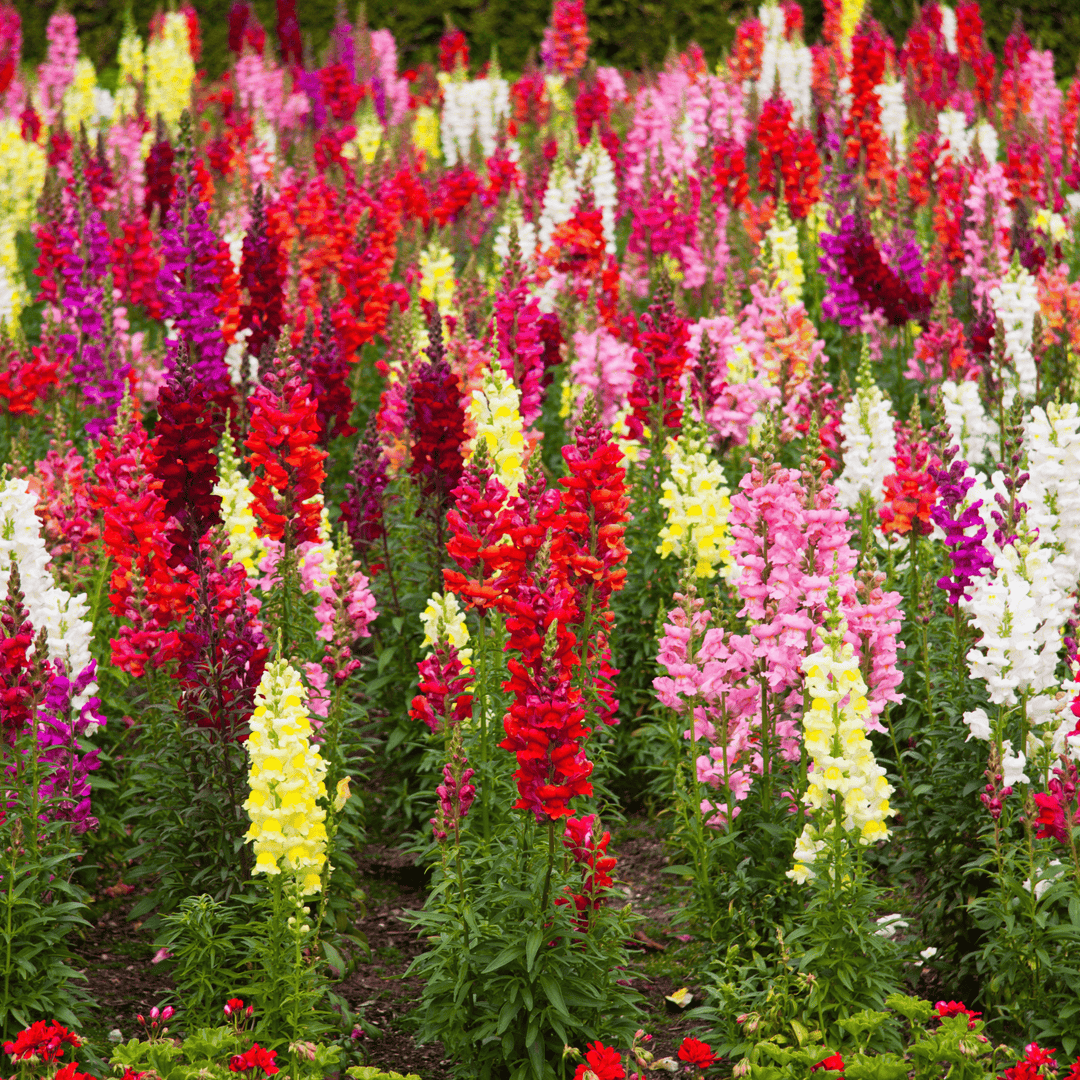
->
[{"left": 539, "top": 819, "right": 556, "bottom": 915}]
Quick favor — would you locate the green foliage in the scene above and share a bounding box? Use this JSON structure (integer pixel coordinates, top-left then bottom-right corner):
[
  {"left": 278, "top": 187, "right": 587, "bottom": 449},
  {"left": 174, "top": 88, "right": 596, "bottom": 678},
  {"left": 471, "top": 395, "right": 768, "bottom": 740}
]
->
[
  {"left": 408, "top": 840, "right": 641, "bottom": 1080},
  {"left": 728, "top": 994, "right": 1013, "bottom": 1080},
  {"left": 111, "top": 1026, "right": 342, "bottom": 1080},
  {"left": 347, "top": 1068, "right": 420, "bottom": 1080}
]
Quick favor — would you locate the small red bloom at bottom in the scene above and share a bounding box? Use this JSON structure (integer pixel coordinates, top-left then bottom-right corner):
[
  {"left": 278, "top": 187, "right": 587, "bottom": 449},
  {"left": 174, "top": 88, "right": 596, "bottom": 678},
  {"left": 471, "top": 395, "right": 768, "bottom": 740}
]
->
[
  {"left": 574, "top": 1041, "right": 624, "bottom": 1080},
  {"left": 3, "top": 1020, "right": 82, "bottom": 1062},
  {"left": 228, "top": 1045, "right": 279, "bottom": 1076},
  {"left": 678, "top": 1037, "right": 717, "bottom": 1069},
  {"left": 811, "top": 1052, "right": 845, "bottom": 1074},
  {"left": 934, "top": 1000, "right": 981, "bottom": 1029},
  {"left": 54, "top": 1063, "right": 98, "bottom": 1080}
]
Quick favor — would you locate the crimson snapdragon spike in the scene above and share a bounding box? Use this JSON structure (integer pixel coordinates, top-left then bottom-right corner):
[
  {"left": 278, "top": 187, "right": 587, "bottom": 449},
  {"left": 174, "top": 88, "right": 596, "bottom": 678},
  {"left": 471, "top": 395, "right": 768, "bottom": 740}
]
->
[
  {"left": 239, "top": 185, "right": 285, "bottom": 365},
  {"left": 245, "top": 357, "right": 327, "bottom": 549},
  {"left": 556, "top": 814, "right": 617, "bottom": 928},
  {"left": 309, "top": 305, "right": 355, "bottom": 444},
  {"left": 0, "top": 565, "right": 47, "bottom": 744},
  {"left": 149, "top": 345, "right": 224, "bottom": 569},
  {"left": 144, "top": 116, "right": 175, "bottom": 222},
  {"left": 407, "top": 312, "right": 468, "bottom": 517},
  {"left": 625, "top": 278, "right": 690, "bottom": 443},
  {"left": 174, "top": 529, "right": 267, "bottom": 733},
  {"left": 340, "top": 416, "right": 390, "bottom": 566}
]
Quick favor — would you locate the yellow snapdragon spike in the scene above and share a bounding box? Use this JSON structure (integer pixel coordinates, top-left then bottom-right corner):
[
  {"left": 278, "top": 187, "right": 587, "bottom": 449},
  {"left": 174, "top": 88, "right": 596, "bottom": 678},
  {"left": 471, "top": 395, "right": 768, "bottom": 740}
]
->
[
  {"left": 145, "top": 12, "right": 195, "bottom": 132},
  {"left": 63, "top": 57, "right": 100, "bottom": 132},
  {"left": 419, "top": 242, "right": 456, "bottom": 314},
  {"left": 0, "top": 120, "right": 46, "bottom": 330},
  {"left": 466, "top": 365, "right": 526, "bottom": 495},
  {"left": 215, "top": 430, "right": 266, "bottom": 575},
  {"left": 116, "top": 24, "right": 145, "bottom": 117},
  {"left": 413, "top": 105, "right": 441, "bottom": 163},
  {"left": 657, "top": 435, "right": 733, "bottom": 579},
  {"left": 243, "top": 660, "right": 329, "bottom": 893},
  {"left": 788, "top": 623, "right": 895, "bottom": 883}
]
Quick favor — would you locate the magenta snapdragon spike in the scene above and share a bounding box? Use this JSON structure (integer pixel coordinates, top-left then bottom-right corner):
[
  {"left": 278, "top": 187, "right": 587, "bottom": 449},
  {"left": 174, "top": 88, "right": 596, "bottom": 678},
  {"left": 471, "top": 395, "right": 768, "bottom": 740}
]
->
[
  {"left": 158, "top": 153, "right": 230, "bottom": 392},
  {"left": 491, "top": 232, "right": 546, "bottom": 425},
  {"left": 36, "top": 659, "right": 105, "bottom": 834},
  {"left": 59, "top": 193, "right": 130, "bottom": 438},
  {"left": 929, "top": 448, "right": 994, "bottom": 606}
]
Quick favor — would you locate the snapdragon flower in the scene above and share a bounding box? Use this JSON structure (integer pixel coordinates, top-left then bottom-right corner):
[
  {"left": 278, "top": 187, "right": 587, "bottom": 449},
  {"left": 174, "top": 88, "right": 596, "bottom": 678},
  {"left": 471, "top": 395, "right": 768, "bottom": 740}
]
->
[
  {"left": 834, "top": 344, "right": 896, "bottom": 510},
  {"left": 763, "top": 202, "right": 804, "bottom": 307},
  {"left": 466, "top": 365, "right": 526, "bottom": 496},
  {"left": 657, "top": 433, "right": 733, "bottom": 579},
  {"left": 419, "top": 242, "right": 455, "bottom": 315},
  {"left": 438, "top": 73, "right": 510, "bottom": 166},
  {"left": 214, "top": 428, "right": 265, "bottom": 575},
  {"left": 145, "top": 11, "right": 195, "bottom": 131},
  {"left": 990, "top": 261, "right": 1040, "bottom": 405},
  {"left": 243, "top": 660, "right": 329, "bottom": 895},
  {"left": 940, "top": 379, "right": 995, "bottom": 467},
  {"left": 788, "top": 618, "right": 895, "bottom": 884},
  {"left": 420, "top": 591, "right": 472, "bottom": 668}
]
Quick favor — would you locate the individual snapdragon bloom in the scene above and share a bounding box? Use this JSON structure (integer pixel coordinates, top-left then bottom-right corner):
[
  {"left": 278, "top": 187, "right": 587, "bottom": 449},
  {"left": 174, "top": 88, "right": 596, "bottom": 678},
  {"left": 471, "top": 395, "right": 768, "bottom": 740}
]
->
[
  {"left": 420, "top": 591, "right": 472, "bottom": 667},
  {"left": 145, "top": 11, "right": 195, "bottom": 131},
  {"left": 788, "top": 618, "right": 895, "bottom": 883},
  {"left": 243, "top": 660, "right": 329, "bottom": 894},
  {"left": 419, "top": 242, "right": 455, "bottom": 315},
  {"left": 834, "top": 342, "right": 896, "bottom": 510},
  {"left": 466, "top": 365, "right": 526, "bottom": 495},
  {"left": 657, "top": 432, "right": 732, "bottom": 579}
]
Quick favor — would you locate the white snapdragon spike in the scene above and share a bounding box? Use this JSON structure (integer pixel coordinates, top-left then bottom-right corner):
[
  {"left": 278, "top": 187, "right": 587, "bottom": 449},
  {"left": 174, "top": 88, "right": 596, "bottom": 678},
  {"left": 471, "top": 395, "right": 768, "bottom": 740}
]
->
[
  {"left": 576, "top": 133, "right": 618, "bottom": 254},
  {"left": 756, "top": 3, "right": 812, "bottom": 123},
  {"left": 874, "top": 79, "right": 906, "bottom": 158},
  {"left": 225, "top": 327, "right": 255, "bottom": 389},
  {"left": 834, "top": 346, "right": 896, "bottom": 510},
  {"left": 537, "top": 156, "right": 578, "bottom": 253},
  {"left": 938, "top": 109, "right": 974, "bottom": 160},
  {"left": 975, "top": 121, "right": 999, "bottom": 164},
  {"left": 0, "top": 478, "right": 96, "bottom": 715},
  {"left": 493, "top": 207, "right": 538, "bottom": 267},
  {"left": 990, "top": 263, "right": 1039, "bottom": 405},
  {"left": 438, "top": 74, "right": 510, "bottom": 166},
  {"left": 940, "top": 5, "right": 958, "bottom": 52},
  {"left": 940, "top": 379, "right": 995, "bottom": 466}
]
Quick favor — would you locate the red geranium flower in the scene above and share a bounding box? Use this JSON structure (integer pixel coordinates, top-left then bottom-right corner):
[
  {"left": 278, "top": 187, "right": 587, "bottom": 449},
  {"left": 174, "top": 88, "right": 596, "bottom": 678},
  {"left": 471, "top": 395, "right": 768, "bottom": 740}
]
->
[
  {"left": 573, "top": 1041, "right": 624, "bottom": 1080},
  {"left": 678, "top": 1036, "right": 717, "bottom": 1069},
  {"left": 811, "top": 1052, "right": 845, "bottom": 1074},
  {"left": 228, "top": 1044, "right": 279, "bottom": 1077},
  {"left": 934, "top": 1000, "right": 981, "bottom": 1029},
  {"left": 3, "top": 1020, "right": 81, "bottom": 1062}
]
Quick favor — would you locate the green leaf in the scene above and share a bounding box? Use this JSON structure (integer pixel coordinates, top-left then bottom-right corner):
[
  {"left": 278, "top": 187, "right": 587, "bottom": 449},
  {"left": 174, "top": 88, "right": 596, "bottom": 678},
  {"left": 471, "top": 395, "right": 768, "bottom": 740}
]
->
[
  {"left": 525, "top": 926, "right": 543, "bottom": 973},
  {"left": 482, "top": 944, "right": 524, "bottom": 974},
  {"left": 539, "top": 975, "right": 570, "bottom": 1018}
]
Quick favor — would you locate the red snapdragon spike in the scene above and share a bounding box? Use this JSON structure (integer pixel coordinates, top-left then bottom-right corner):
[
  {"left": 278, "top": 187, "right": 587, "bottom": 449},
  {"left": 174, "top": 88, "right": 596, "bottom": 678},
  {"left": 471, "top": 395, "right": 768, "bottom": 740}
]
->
[
  {"left": 542, "top": 0, "right": 590, "bottom": 79},
  {"left": 410, "top": 645, "right": 473, "bottom": 734},
  {"left": 341, "top": 417, "right": 390, "bottom": 562},
  {"left": 407, "top": 325, "right": 468, "bottom": 514},
  {"left": 879, "top": 433, "right": 939, "bottom": 537},
  {"left": 432, "top": 167, "right": 481, "bottom": 228},
  {"left": 239, "top": 185, "right": 285, "bottom": 363},
  {"left": 0, "top": 568, "right": 47, "bottom": 743},
  {"left": 439, "top": 26, "right": 468, "bottom": 72},
  {"left": 111, "top": 215, "right": 162, "bottom": 320},
  {"left": 245, "top": 360, "right": 328, "bottom": 548},
  {"left": 626, "top": 280, "right": 690, "bottom": 442},
  {"left": 144, "top": 118, "right": 175, "bottom": 222},
  {"left": 148, "top": 347, "right": 224, "bottom": 568},
  {"left": 307, "top": 305, "right": 356, "bottom": 445},
  {"left": 0, "top": 338, "right": 62, "bottom": 417}
]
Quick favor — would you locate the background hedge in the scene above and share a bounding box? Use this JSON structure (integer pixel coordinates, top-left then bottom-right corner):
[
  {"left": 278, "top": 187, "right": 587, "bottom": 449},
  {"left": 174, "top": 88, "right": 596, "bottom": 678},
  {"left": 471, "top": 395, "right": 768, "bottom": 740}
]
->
[{"left": 10, "top": 0, "right": 1080, "bottom": 92}]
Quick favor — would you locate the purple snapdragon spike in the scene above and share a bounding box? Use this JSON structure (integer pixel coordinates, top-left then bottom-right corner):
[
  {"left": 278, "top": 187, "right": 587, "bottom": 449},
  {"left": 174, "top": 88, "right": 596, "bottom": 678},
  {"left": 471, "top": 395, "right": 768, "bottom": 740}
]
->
[
  {"left": 60, "top": 191, "right": 130, "bottom": 438},
  {"left": 929, "top": 449, "right": 994, "bottom": 606},
  {"left": 158, "top": 128, "right": 230, "bottom": 394}
]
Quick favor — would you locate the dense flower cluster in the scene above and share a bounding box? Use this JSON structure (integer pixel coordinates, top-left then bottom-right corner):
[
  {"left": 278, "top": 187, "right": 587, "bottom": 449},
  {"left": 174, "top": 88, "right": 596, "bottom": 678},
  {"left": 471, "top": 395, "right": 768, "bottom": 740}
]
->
[{"left": 243, "top": 660, "right": 329, "bottom": 894}]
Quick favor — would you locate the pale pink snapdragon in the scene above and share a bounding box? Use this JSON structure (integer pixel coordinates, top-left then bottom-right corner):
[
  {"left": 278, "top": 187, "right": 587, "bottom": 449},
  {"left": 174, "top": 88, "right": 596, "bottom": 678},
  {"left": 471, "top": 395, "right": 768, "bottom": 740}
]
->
[
  {"left": 37, "top": 11, "right": 79, "bottom": 126},
  {"left": 570, "top": 327, "right": 635, "bottom": 425},
  {"left": 370, "top": 29, "right": 409, "bottom": 126}
]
